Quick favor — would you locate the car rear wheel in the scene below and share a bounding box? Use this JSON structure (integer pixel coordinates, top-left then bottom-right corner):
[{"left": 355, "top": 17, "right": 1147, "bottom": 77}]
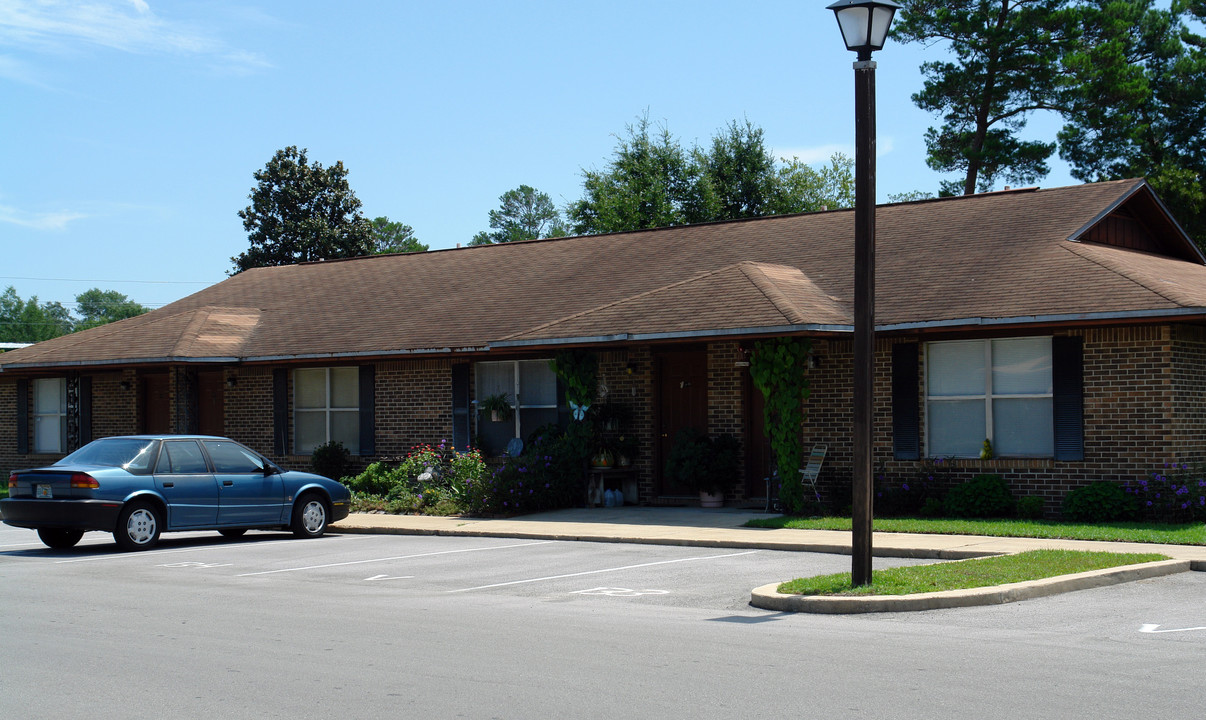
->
[
  {"left": 291, "top": 494, "right": 328, "bottom": 538},
  {"left": 218, "top": 528, "right": 247, "bottom": 538},
  {"left": 37, "top": 528, "right": 84, "bottom": 549},
  {"left": 114, "top": 501, "right": 162, "bottom": 551}
]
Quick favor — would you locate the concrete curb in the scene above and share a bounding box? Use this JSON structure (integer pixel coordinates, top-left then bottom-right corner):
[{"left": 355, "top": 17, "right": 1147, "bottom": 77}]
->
[
  {"left": 333, "top": 524, "right": 1000, "bottom": 559},
  {"left": 750, "top": 558, "right": 1191, "bottom": 614}
]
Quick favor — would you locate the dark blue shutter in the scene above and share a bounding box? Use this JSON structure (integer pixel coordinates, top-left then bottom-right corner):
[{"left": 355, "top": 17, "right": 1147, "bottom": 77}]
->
[
  {"left": 1052, "top": 336, "right": 1084, "bottom": 461},
  {"left": 273, "top": 369, "right": 288, "bottom": 456},
  {"left": 358, "top": 365, "right": 375, "bottom": 456},
  {"left": 892, "top": 342, "right": 921, "bottom": 460},
  {"left": 79, "top": 376, "right": 93, "bottom": 446},
  {"left": 16, "top": 379, "right": 29, "bottom": 455},
  {"left": 451, "top": 364, "right": 470, "bottom": 451}
]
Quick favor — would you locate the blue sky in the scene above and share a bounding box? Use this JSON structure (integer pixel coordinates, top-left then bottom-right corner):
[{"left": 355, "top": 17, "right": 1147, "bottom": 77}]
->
[{"left": 0, "top": 0, "right": 1080, "bottom": 312}]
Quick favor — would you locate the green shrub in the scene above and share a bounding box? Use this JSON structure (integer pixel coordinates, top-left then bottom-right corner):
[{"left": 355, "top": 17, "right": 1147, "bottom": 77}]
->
[
  {"left": 343, "top": 442, "right": 486, "bottom": 515},
  {"left": 310, "top": 441, "right": 350, "bottom": 480},
  {"left": 464, "top": 423, "right": 591, "bottom": 516},
  {"left": 943, "top": 474, "right": 1015, "bottom": 518},
  {"left": 1062, "top": 481, "right": 1138, "bottom": 522},
  {"left": 919, "top": 497, "right": 946, "bottom": 518},
  {"left": 1016, "top": 496, "right": 1046, "bottom": 520},
  {"left": 664, "top": 429, "right": 741, "bottom": 495},
  {"left": 1125, "top": 464, "right": 1206, "bottom": 523}
]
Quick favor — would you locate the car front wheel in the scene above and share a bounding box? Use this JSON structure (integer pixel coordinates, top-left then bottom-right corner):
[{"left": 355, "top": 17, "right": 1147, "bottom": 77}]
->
[
  {"left": 38, "top": 528, "right": 84, "bottom": 549},
  {"left": 291, "top": 494, "right": 328, "bottom": 538},
  {"left": 114, "top": 501, "right": 162, "bottom": 551}
]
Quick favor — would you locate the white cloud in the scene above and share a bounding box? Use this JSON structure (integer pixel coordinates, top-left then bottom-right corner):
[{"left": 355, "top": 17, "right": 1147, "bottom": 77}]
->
[
  {"left": 0, "top": 204, "right": 87, "bottom": 231},
  {"left": 774, "top": 136, "right": 896, "bottom": 164},
  {"left": 0, "top": 0, "right": 268, "bottom": 71}
]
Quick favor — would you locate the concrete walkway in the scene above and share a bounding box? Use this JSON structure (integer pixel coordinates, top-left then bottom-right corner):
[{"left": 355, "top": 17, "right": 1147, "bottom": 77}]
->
[{"left": 332, "top": 507, "right": 1206, "bottom": 613}]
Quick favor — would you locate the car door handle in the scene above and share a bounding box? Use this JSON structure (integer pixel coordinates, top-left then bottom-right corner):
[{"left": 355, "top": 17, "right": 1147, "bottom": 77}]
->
[
  {"left": 223, "top": 480, "right": 234, "bottom": 486},
  {"left": 162, "top": 482, "right": 174, "bottom": 488}
]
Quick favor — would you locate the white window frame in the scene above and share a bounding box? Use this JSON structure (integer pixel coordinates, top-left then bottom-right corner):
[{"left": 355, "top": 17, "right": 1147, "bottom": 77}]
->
[
  {"left": 34, "top": 377, "right": 67, "bottom": 454},
  {"left": 293, "top": 367, "right": 359, "bottom": 455},
  {"left": 925, "top": 337, "right": 1053, "bottom": 458},
  {"left": 474, "top": 359, "right": 558, "bottom": 440}
]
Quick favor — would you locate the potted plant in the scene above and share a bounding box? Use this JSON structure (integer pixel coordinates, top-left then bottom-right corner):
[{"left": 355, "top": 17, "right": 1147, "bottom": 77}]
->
[
  {"left": 664, "top": 429, "right": 740, "bottom": 508},
  {"left": 479, "top": 393, "right": 514, "bottom": 423}
]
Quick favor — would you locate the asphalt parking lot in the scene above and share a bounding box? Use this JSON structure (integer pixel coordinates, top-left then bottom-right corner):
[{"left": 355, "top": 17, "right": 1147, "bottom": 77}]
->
[{"left": 0, "top": 524, "right": 947, "bottom": 612}]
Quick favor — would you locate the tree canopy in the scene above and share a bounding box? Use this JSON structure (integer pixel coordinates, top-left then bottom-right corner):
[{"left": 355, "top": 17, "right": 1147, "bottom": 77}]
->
[
  {"left": 0, "top": 286, "right": 146, "bottom": 343},
  {"left": 73, "top": 289, "right": 149, "bottom": 331},
  {"left": 231, "top": 146, "right": 374, "bottom": 273},
  {"left": 892, "top": 0, "right": 1078, "bottom": 196},
  {"left": 470, "top": 185, "right": 568, "bottom": 246},
  {"left": 567, "top": 115, "right": 856, "bottom": 235},
  {"left": 369, "top": 216, "right": 428, "bottom": 254},
  {"left": 1058, "top": 0, "right": 1206, "bottom": 244}
]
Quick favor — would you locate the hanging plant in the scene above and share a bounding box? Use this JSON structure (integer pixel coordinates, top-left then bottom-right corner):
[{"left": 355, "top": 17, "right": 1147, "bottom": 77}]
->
[
  {"left": 479, "top": 393, "right": 514, "bottom": 423},
  {"left": 549, "top": 350, "right": 598, "bottom": 420},
  {"left": 749, "top": 338, "right": 812, "bottom": 514}
]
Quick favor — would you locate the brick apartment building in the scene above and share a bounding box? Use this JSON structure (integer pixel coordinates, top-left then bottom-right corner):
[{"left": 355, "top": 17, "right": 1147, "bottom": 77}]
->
[{"left": 3, "top": 178, "right": 1205, "bottom": 513}]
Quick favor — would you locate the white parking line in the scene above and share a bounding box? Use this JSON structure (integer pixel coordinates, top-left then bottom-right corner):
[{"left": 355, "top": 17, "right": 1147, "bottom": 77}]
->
[
  {"left": 237, "top": 540, "right": 555, "bottom": 576},
  {"left": 447, "top": 550, "right": 761, "bottom": 593}
]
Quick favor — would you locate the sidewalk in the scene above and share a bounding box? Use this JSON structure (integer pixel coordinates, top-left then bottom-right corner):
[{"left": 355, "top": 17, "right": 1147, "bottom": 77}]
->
[
  {"left": 332, "top": 506, "right": 1206, "bottom": 564},
  {"left": 332, "top": 506, "right": 1206, "bottom": 613}
]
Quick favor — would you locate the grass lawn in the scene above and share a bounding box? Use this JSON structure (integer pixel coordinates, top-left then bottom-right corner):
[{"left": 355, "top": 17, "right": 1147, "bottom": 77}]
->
[
  {"left": 746, "top": 515, "right": 1206, "bottom": 545},
  {"left": 778, "top": 549, "right": 1170, "bottom": 596}
]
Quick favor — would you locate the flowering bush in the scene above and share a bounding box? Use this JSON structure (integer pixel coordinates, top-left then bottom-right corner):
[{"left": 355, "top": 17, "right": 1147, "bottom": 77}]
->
[
  {"left": 463, "top": 424, "right": 590, "bottom": 516},
  {"left": 874, "top": 457, "right": 949, "bottom": 517},
  {"left": 342, "top": 441, "right": 486, "bottom": 515},
  {"left": 1125, "top": 462, "right": 1206, "bottom": 523}
]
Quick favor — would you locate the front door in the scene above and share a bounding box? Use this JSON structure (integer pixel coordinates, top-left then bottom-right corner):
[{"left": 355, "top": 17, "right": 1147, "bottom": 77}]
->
[
  {"left": 655, "top": 349, "right": 708, "bottom": 496},
  {"left": 197, "top": 370, "right": 225, "bottom": 436},
  {"left": 140, "top": 373, "right": 170, "bottom": 434}
]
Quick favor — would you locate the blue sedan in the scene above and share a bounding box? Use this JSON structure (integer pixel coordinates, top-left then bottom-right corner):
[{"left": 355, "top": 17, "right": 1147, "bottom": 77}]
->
[{"left": 2, "top": 435, "right": 350, "bottom": 551}]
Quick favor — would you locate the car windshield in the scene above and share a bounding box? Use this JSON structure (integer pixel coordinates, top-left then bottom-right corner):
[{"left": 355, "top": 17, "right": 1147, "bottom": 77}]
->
[{"left": 57, "top": 438, "right": 160, "bottom": 474}]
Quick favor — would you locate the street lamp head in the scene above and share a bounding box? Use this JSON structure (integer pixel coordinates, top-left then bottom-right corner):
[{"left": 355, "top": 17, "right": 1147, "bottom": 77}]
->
[{"left": 827, "top": 0, "right": 901, "bottom": 59}]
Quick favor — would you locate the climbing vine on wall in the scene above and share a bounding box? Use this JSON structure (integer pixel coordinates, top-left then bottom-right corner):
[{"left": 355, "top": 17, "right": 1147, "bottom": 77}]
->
[
  {"left": 548, "top": 350, "right": 598, "bottom": 416},
  {"left": 749, "top": 338, "right": 811, "bottom": 514}
]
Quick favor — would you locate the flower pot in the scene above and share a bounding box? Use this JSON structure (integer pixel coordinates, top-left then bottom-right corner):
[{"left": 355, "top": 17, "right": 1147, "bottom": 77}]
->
[
  {"left": 591, "top": 450, "right": 615, "bottom": 468},
  {"left": 699, "top": 490, "right": 724, "bottom": 508},
  {"left": 490, "top": 410, "right": 502, "bottom": 422}
]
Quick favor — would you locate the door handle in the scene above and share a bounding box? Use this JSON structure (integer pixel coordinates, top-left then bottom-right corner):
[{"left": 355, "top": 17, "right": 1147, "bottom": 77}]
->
[
  {"left": 162, "top": 482, "right": 174, "bottom": 488},
  {"left": 223, "top": 480, "right": 234, "bottom": 486}
]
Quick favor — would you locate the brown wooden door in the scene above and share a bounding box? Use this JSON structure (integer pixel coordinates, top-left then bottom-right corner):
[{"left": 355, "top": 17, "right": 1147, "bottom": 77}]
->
[
  {"left": 197, "top": 371, "right": 225, "bottom": 436},
  {"left": 140, "top": 374, "right": 170, "bottom": 434},
  {"left": 745, "top": 379, "right": 774, "bottom": 499},
  {"left": 655, "top": 349, "right": 708, "bottom": 496}
]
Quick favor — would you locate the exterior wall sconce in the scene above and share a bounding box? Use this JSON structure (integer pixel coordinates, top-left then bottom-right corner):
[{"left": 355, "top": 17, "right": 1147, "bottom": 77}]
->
[{"left": 226, "top": 376, "right": 238, "bottom": 389}]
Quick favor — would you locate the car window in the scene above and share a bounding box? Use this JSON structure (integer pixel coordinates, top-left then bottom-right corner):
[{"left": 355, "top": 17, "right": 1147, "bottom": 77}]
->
[
  {"left": 58, "top": 438, "right": 160, "bottom": 474},
  {"left": 155, "top": 441, "right": 210, "bottom": 474},
  {"left": 202, "top": 440, "right": 265, "bottom": 473}
]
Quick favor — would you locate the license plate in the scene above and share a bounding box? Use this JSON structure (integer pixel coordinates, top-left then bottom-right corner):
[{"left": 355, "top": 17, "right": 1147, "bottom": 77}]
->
[{"left": 37, "top": 484, "right": 53, "bottom": 499}]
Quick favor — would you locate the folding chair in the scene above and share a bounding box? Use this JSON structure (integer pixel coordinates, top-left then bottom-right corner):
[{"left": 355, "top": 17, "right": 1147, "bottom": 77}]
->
[{"left": 799, "top": 443, "right": 827, "bottom": 503}]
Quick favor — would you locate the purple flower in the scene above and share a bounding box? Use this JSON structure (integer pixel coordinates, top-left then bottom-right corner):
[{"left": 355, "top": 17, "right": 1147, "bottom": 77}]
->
[{"left": 902, "top": 483, "right": 910, "bottom": 491}]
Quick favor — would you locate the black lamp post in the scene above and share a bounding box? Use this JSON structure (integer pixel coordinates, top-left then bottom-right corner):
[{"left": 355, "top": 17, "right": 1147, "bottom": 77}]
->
[{"left": 827, "top": 0, "right": 900, "bottom": 588}]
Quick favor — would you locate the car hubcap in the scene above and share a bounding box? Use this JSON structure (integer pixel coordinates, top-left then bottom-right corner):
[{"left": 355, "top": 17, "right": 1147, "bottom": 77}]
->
[
  {"left": 127, "top": 508, "right": 156, "bottom": 544},
  {"left": 302, "top": 501, "right": 325, "bottom": 533}
]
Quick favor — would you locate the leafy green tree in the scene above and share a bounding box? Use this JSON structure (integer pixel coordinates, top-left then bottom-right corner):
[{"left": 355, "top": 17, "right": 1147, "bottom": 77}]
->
[
  {"left": 776, "top": 153, "right": 857, "bottom": 213},
  {"left": 73, "top": 288, "right": 149, "bottom": 330},
  {"left": 568, "top": 115, "right": 856, "bottom": 234},
  {"left": 568, "top": 113, "right": 709, "bottom": 235},
  {"left": 369, "top": 216, "right": 427, "bottom": 254},
  {"left": 694, "top": 119, "right": 782, "bottom": 219},
  {"left": 893, "top": 0, "right": 1079, "bottom": 195},
  {"left": 231, "top": 146, "right": 374, "bottom": 273},
  {"left": 1059, "top": 0, "right": 1206, "bottom": 246},
  {"left": 470, "top": 185, "right": 568, "bottom": 246},
  {"left": 0, "top": 286, "right": 73, "bottom": 343}
]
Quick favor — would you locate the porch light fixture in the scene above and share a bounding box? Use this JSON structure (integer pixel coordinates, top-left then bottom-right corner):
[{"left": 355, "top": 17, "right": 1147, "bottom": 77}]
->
[{"left": 828, "top": 0, "right": 900, "bottom": 588}]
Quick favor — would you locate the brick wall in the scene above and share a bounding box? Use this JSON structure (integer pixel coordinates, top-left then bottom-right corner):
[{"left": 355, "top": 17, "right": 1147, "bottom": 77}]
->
[{"left": 802, "top": 324, "right": 1206, "bottom": 516}]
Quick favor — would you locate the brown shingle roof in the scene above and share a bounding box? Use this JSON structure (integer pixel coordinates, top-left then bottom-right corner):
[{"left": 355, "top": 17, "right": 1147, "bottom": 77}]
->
[{"left": 4, "top": 178, "right": 1204, "bottom": 370}]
